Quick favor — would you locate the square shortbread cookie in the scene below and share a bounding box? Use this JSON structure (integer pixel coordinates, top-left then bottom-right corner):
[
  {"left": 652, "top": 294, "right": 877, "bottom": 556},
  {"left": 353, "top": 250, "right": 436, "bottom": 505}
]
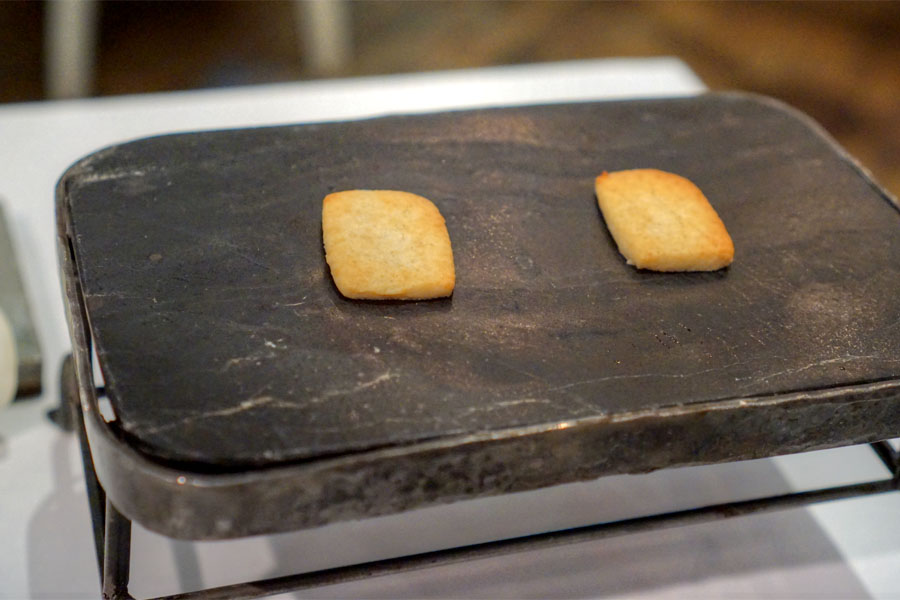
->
[
  {"left": 595, "top": 169, "right": 734, "bottom": 272},
  {"left": 322, "top": 190, "right": 456, "bottom": 300}
]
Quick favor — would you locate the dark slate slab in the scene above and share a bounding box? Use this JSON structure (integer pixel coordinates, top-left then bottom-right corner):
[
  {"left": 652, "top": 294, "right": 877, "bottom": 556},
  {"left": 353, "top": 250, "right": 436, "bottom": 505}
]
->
[{"left": 61, "top": 93, "right": 900, "bottom": 471}]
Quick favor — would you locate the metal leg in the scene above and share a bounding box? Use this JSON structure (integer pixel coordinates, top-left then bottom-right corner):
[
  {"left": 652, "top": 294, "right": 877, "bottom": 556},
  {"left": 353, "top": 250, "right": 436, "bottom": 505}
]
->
[
  {"left": 870, "top": 440, "right": 900, "bottom": 479},
  {"left": 65, "top": 352, "right": 108, "bottom": 581},
  {"left": 65, "top": 349, "right": 134, "bottom": 599},
  {"left": 103, "top": 501, "right": 134, "bottom": 600},
  {"left": 48, "top": 354, "right": 79, "bottom": 431}
]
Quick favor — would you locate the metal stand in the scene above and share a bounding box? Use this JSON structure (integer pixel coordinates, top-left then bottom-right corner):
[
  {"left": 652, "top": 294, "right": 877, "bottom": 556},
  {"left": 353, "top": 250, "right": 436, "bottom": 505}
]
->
[{"left": 59, "top": 354, "right": 900, "bottom": 600}]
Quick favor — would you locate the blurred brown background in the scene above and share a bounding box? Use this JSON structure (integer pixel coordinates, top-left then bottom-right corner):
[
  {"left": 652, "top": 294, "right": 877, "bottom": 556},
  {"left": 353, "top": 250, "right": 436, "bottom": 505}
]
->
[{"left": 2, "top": 1, "right": 898, "bottom": 195}]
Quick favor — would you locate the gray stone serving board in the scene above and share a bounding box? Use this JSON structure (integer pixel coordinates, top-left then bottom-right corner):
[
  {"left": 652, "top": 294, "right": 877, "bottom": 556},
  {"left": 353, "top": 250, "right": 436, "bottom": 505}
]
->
[{"left": 60, "top": 93, "right": 900, "bottom": 472}]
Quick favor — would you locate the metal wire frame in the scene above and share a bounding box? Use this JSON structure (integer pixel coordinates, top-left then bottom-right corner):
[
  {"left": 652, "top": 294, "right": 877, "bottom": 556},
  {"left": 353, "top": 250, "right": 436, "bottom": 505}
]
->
[
  {"left": 155, "top": 470, "right": 900, "bottom": 600},
  {"left": 60, "top": 361, "right": 900, "bottom": 600}
]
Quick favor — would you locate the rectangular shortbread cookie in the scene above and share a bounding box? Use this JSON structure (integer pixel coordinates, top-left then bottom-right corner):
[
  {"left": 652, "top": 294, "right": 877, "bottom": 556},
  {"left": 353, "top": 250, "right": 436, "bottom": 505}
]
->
[
  {"left": 322, "top": 190, "right": 455, "bottom": 300},
  {"left": 595, "top": 169, "right": 734, "bottom": 271}
]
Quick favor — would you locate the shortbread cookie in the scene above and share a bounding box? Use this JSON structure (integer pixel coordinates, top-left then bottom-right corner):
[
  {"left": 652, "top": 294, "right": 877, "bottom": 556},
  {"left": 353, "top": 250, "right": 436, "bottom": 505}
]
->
[
  {"left": 595, "top": 169, "right": 734, "bottom": 271},
  {"left": 322, "top": 190, "right": 455, "bottom": 299}
]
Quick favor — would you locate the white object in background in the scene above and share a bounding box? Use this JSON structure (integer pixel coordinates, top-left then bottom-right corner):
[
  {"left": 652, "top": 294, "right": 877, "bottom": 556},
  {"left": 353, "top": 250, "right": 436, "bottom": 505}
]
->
[
  {"left": 0, "top": 307, "right": 16, "bottom": 409},
  {"left": 45, "top": 0, "right": 353, "bottom": 99},
  {"left": 44, "top": 0, "right": 99, "bottom": 99},
  {"left": 297, "top": 0, "right": 352, "bottom": 76}
]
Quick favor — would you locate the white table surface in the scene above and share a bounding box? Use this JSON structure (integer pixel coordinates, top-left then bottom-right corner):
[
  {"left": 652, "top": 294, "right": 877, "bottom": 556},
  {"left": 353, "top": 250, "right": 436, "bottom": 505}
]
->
[{"left": 1, "top": 57, "right": 898, "bottom": 600}]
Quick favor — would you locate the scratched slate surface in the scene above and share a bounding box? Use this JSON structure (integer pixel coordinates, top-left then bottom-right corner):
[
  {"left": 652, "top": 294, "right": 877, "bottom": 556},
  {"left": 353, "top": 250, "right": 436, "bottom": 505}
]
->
[{"left": 62, "top": 93, "right": 900, "bottom": 469}]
